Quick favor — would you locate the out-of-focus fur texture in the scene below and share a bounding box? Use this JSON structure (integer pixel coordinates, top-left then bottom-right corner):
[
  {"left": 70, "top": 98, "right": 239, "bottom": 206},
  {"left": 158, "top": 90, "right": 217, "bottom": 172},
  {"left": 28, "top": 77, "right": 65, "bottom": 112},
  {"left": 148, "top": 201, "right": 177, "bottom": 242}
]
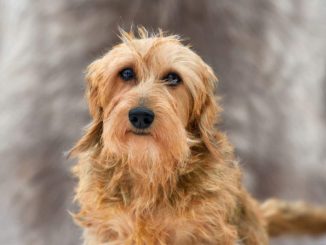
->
[
  {"left": 70, "top": 29, "right": 269, "bottom": 245},
  {"left": 1, "top": 1, "right": 325, "bottom": 245},
  {"left": 262, "top": 199, "right": 326, "bottom": 237}
]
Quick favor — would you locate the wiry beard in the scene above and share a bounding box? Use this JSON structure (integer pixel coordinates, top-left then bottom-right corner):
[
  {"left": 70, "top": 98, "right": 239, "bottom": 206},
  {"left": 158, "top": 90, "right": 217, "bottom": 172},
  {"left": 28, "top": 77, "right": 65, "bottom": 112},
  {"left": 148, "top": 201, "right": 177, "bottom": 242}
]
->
[
  {"left": 88, "top": 118, "right": 196, "bottom": 216},
  {"left": 96, "top": 137, "right": 192, "bottom": 213}
]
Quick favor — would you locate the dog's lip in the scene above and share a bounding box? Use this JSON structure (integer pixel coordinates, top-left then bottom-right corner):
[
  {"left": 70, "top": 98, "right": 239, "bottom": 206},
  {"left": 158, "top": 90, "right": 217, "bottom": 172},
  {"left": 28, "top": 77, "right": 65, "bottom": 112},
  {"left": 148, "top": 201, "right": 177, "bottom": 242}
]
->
[
  {"left": 133, "top": 131, "right": 150, "bottom": 135},
  {"left": 128, "top": 129, "right": 151, "bottom": 136}
]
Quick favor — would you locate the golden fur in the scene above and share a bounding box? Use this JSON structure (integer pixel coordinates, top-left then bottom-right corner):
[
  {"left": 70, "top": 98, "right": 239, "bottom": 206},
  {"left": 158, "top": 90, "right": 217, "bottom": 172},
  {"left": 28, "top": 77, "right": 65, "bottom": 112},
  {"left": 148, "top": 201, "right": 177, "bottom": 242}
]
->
[{"left": 70, "top": 28, "right": 326, "bottom": 245}]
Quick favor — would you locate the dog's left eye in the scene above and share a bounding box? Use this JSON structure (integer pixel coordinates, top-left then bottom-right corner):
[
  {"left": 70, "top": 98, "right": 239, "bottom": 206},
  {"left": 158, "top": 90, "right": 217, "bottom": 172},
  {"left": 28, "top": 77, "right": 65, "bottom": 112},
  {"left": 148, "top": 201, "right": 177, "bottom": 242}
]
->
[
  {"left": 119, "top": 68, "right": 135, "bottom": 81},
  {"left": 163, "top": 72, "right": 182, "bottom": 86}
]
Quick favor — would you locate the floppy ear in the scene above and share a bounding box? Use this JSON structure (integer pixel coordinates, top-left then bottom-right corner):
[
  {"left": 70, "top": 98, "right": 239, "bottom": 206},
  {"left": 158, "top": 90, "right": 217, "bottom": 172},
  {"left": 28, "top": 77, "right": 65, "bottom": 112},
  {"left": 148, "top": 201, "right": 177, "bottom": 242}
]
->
[
  {"left": 69, "top": 59, "right": 105, "bottom": 157},
  {"left": 196, "top": 64, "right": 222, "bottom": 158},
  {"left": 85, "top": 59, "right": 105, "bottom": 118}
]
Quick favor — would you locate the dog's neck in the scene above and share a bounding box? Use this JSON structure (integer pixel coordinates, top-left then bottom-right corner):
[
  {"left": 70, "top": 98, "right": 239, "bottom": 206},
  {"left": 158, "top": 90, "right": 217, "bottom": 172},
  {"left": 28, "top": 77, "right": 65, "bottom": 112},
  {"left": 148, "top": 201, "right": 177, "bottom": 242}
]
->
[{"left": 77, "top": 141, "right": 218, "bottom": 214}]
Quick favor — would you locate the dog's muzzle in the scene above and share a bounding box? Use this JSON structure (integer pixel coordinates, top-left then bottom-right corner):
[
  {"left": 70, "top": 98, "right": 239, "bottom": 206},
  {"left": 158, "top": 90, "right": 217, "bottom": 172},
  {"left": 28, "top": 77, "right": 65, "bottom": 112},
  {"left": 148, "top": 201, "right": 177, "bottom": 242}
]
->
[{"left": 128, "top": 107, "right": 155, "bottom": 129}]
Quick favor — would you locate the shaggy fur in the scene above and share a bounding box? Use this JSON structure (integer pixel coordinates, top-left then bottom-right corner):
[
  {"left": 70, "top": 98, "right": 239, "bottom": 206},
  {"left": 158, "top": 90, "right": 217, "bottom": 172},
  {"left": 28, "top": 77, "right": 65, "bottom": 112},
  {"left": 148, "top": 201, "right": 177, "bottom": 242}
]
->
[{"left": 70, "top": 29, "right": 326, "bottom": 245}]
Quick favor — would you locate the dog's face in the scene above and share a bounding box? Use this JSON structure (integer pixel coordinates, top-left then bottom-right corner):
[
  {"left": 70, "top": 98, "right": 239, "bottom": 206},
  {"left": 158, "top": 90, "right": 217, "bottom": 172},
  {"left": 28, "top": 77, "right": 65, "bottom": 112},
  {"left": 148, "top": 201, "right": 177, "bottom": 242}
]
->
[{"left": 73, "top": 30, "right": 220, "bottom": 181}]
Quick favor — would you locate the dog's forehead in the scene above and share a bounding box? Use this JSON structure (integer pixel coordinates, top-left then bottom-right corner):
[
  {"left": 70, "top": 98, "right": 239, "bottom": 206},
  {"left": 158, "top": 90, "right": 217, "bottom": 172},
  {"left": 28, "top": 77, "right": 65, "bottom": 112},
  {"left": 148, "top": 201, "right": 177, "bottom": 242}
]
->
[
  {"left": 125, "top": 38, "right": 159, "bottom": 55},
  {"left": 111, "top": 37, "right": 197, "bottom": 63}
]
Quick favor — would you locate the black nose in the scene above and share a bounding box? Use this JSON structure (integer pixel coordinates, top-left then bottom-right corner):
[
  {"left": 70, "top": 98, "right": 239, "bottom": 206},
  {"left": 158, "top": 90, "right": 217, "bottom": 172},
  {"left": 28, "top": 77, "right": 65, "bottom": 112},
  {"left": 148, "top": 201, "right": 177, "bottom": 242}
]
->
[{"left": 128, "top": 107, "right": 155, "bottom": 129}]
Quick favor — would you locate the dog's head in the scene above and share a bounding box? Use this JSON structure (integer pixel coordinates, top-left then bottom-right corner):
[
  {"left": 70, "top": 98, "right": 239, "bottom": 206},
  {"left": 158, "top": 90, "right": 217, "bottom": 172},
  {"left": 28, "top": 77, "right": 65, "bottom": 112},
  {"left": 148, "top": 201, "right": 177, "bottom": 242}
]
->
[{"left": 71, "top": 28, "right": 221, "bottom": 180}]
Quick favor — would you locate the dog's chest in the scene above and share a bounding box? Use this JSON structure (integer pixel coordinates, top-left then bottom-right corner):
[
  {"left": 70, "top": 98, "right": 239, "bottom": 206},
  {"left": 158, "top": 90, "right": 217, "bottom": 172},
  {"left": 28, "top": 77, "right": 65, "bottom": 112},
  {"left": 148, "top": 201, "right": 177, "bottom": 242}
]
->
[{"left": 85, "top": 208, "right": 238, "bottom": 245}]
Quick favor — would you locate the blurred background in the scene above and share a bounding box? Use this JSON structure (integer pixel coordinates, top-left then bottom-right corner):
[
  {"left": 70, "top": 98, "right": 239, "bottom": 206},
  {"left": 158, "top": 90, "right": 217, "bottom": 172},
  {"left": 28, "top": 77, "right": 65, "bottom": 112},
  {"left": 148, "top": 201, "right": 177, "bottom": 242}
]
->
[{"left": 0, "top": 0, "right": 325, "bottom": 244}]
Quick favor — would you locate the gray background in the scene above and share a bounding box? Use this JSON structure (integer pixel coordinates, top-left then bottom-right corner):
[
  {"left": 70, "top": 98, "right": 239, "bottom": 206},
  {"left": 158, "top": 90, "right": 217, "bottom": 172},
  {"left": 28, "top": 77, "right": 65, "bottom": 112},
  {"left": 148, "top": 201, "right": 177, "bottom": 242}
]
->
[{"left": 0, "top": 0, "right": 325, "bottom": 244}]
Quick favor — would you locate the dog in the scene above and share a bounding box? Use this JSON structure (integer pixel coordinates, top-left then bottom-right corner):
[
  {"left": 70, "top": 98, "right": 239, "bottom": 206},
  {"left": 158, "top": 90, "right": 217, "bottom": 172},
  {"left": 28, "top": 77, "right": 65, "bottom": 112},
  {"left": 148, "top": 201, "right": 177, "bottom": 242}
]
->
[{"left": 70, "top": 28, "right": 326, "bottom": 245}]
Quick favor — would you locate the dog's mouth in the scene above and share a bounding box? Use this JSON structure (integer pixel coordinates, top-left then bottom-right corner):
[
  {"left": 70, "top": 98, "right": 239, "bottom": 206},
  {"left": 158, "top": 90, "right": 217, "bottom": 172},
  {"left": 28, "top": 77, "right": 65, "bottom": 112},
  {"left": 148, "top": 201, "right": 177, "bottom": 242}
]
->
[{"left": 129, "top": 129, "right": 151, "bottom": 136}]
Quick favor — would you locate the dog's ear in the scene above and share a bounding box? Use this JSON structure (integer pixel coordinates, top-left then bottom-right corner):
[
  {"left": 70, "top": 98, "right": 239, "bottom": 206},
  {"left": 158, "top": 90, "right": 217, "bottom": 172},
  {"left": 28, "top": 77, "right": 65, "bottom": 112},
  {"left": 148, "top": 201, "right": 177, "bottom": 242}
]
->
[
  {"left": 196, "top": 64, "right": 222, "bottom": 158},
  {"left": 85, "top": 59, "right": 105, "bottom": 119},
  {"left": 69, "top": 59, "right": 104, "bottom": 157},
  {"left": 69, "top": 119, "right": 103, "bottom": 157}
]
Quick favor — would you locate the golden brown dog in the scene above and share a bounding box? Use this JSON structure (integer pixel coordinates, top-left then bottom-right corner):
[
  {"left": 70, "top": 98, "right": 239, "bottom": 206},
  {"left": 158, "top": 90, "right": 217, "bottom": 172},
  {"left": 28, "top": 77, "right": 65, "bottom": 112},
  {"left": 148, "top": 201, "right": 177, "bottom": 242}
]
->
[{"left": 70, "top": 28, "right": 326, "bottom": 245}]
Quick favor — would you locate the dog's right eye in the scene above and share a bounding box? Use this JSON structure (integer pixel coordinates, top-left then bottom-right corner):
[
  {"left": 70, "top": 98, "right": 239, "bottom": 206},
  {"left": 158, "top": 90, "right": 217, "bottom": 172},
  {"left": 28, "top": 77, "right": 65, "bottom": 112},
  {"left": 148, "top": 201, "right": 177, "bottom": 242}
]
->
[
  {"left": 119, "top": 68, "right": 135, "bottom": 81},
  {"left": 163, "top": 72, "right": 182, "bottom": 87}
]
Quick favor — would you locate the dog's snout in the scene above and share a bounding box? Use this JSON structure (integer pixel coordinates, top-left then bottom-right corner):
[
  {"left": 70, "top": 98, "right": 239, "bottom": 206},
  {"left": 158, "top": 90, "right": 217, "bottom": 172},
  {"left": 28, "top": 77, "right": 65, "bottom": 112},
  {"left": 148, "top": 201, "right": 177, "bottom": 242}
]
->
[{"left": 128, "top": 107, "right": 155, "bottom": 129}]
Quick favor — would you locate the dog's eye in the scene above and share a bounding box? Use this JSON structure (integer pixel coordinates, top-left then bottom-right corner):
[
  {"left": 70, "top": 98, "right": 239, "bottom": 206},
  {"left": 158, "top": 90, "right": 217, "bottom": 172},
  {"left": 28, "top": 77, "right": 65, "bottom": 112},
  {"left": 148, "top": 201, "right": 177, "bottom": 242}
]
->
[
  {"left": 163, "top": 72, "right": 182, "bottom": 86},
  {"left": 119, "top": 68, "right": 135, "bottom": 81}
]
